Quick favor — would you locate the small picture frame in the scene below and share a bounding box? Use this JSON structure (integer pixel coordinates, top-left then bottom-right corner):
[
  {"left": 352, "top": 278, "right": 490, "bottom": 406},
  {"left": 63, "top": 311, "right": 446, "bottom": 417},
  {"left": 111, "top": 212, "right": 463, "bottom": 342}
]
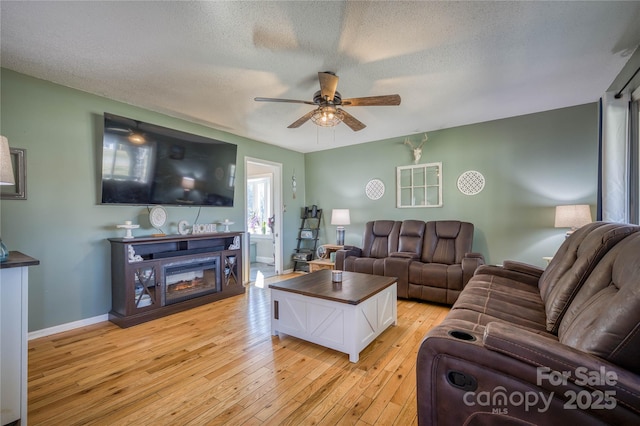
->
[
  {"left": 1, "top": 148, "right": 27, "bottom": 200},
  {"left": 300, "top": 230, "right": 313, "bottom": 239}
]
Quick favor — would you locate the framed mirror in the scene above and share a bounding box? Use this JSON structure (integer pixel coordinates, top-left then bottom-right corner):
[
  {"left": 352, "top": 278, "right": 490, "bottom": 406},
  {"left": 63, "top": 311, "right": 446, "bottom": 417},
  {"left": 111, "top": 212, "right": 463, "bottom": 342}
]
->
[
  {"left": 1, "top": 148, "right": 26, "bottom": 200},
  {"left": 396, "top": 162, "right": 441, "bottom": 208}
]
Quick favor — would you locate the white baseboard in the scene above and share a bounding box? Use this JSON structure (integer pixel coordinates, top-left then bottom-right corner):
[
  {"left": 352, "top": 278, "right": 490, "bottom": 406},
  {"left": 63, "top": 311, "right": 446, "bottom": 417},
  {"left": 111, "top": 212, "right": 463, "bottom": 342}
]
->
[
  {"left": 28, "top": 314, "right": 109, "bottom": 340},
  {"left": 29, "top": 266, "right": 298, "bottom": 340},
  {"left": 254, "top": 256, "right": 274, "bottom": 264}
]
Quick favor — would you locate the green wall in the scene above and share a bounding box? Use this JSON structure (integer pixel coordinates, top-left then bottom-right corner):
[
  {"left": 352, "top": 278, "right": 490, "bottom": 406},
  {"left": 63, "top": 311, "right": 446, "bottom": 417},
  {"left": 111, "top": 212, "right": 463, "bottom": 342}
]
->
[
  {"left": 305, "top": 103, "right": 598, "bottom": 266},
  {"left": 0, "top": 68, "right": 599, "bottom": 332},
  {"left": 0, "top": 69, "right": 306, "bottom": 331}
]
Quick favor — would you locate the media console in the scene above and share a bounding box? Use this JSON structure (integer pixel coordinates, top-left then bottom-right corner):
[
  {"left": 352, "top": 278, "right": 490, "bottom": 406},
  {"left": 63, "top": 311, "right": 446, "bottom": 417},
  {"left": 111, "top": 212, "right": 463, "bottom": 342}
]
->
[{"left": 108, "top": 232, "right": 243, "bottom": 327}]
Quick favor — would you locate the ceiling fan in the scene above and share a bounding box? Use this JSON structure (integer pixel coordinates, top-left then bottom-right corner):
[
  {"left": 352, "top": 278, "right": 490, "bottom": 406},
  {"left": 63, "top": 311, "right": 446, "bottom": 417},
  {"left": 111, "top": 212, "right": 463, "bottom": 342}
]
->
[
  {"left": 105, "top": 117, "right": 147, "bottom": 144},
  {"left": 254, "top": 72, "right": 401, "bottom": 131}
]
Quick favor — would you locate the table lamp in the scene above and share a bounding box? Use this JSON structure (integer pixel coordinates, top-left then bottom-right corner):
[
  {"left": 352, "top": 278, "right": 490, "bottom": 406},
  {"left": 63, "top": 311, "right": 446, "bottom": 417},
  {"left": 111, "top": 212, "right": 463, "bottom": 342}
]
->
[
  {"left": 181, "top": 176, "right": 195, "bottom": 201},
  {"left": 0, "top": 135, "right": 16, "bottom": 261},
  {"left": 554, "top": 204, "right": 592, "bottom": 237},
  {"left": 331, "top": 209, "right": 350, "bottom": 245}
]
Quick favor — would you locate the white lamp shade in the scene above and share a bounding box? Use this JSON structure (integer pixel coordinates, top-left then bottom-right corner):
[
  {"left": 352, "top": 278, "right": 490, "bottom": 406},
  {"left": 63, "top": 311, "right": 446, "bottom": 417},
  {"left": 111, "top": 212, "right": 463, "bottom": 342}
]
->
[
  {"left": 331, "top": 209, "right": 351, "bottom": 226},
  {"left": 181, "top": 176, "right": 195, "bottom": 190},
  {"left": 0, "top": 136, "right": 15, "bottom": 186},
  {"left": 554, "top": 205, "right": 592, "bottom": 229}
]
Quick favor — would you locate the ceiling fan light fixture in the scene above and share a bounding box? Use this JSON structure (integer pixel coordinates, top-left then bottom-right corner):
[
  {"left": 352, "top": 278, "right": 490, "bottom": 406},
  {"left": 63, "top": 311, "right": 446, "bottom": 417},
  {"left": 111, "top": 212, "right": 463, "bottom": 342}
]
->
[
  {"left": 127, "top": 132, "right": 146, "bottom": 145},
  {"left": 311, "top": 106, "right": 343, "bottom": 128}
]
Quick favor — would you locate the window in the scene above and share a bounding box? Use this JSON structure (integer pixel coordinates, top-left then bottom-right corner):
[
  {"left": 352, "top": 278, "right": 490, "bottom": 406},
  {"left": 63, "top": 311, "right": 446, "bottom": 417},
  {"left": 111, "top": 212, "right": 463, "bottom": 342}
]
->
[
  {"left": 397, "top": 163, "right": 442, "bottom": 208},
  {"left": 247, "top": 174, "right": 273, "bottom": 234},
  {"left": 102, "top": 141, "right": 152, "bottom": 183}
]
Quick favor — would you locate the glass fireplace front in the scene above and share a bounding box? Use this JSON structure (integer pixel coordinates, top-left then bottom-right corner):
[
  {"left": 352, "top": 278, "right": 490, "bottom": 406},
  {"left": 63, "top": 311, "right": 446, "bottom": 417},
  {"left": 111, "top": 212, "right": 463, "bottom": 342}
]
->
[{"left": 163, "top": 257, "right": 220, "bottom": 305}]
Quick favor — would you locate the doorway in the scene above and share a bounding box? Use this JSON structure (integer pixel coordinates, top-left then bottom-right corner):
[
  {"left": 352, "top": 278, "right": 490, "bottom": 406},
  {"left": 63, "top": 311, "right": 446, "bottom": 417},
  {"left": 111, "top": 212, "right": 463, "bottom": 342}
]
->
[{"left": 245, "top": 157, "right": 283, "bottom": 287}]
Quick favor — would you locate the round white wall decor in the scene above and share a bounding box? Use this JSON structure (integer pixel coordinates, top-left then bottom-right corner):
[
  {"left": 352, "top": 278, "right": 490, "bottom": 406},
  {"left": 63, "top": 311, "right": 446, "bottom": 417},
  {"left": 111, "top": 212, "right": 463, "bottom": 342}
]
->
[
  {"left": 365, "top": 179, "right": 385, "bottom": 200},
  {"left": 149, "top": 205, "right": 168, "bottom": 229},
  {"left": 457, "top": 170, "right": 485, "bottom": 195}
]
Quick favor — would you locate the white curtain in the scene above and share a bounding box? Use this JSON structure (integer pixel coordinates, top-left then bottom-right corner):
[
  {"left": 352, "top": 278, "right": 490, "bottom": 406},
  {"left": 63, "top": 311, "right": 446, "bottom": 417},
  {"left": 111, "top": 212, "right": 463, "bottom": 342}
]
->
[{"left": 600, "top": 92, "right": 630, "bottom": 223}]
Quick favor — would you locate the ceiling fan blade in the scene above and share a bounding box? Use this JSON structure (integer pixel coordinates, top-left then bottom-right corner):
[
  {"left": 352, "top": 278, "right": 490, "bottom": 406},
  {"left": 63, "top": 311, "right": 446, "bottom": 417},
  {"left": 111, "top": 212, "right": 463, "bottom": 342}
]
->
[
  {"left": 254, "top": 97, "right": 315, "bottom": 105},
  {"left": 287, "top": 110, "right": 317, "bottom": 128},
  {"left": 341, "top": 94, "right": 401, "bottom": 107},
  {"left": 105, "top": 127, "right": 132, "bottom": 133},
  {"left": 318, "top": 72, "right": 339, "bottom": 101},
  {"left": 339, "top": 109, "right": 366, "bottom": 131}
]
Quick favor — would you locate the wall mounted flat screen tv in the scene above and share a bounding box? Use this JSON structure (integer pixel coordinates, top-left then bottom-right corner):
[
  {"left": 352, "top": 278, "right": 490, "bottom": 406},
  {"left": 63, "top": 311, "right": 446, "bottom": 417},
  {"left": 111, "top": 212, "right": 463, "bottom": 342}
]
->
[{"left": 101, "top": 113, "right": 237, "bottom": 207}]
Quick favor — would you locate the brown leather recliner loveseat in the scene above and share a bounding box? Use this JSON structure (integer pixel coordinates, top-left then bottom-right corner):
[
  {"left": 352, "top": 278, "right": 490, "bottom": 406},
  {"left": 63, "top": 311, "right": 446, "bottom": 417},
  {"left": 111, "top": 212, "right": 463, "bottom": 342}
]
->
[
  {"left": 416, "top": 221, "right": 640, "bottom": 425},
  {"left": 335, "top": 220, "right": 485, "bottom": 304}
]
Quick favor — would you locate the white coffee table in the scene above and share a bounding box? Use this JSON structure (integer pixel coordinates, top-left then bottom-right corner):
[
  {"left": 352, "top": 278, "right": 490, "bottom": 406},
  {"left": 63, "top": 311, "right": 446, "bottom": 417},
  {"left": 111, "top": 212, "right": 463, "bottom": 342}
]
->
[{"left": 269, "top": 270, "right": 397, "bottom": 362}]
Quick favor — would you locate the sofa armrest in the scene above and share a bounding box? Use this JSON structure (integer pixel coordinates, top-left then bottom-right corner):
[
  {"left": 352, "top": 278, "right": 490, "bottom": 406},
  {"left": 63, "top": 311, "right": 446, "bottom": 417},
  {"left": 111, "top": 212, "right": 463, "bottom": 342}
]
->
[
  {"left": 334, "top": 246, "right": 362, "bottom": 270},
  {"left": 462, "top": 252, "right": 485, "bottom": 286},
  {"left": 390, "top": 251, "right": 419, "bottom": 259},
  {"left": 465, "top": 252, "right": 485, "bottom": 261},
  {"left": 474, "top": 261, "right": 542, "bottom": 287},
  {"left": 483, "top": 322, "right": 640, "bottom": 417},
  {"left": 502, "top": 260, "right": 545, "bottom": 278},
  {"left": 418, "top": 321, "right": 640, "bottom": 425}
]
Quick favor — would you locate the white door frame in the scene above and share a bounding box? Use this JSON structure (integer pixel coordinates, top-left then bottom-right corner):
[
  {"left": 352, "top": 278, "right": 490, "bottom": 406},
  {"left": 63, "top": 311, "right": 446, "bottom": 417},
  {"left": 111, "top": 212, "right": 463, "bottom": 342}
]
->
[{"left": 244, "top": 157, "right": 283, "bottom": 281}]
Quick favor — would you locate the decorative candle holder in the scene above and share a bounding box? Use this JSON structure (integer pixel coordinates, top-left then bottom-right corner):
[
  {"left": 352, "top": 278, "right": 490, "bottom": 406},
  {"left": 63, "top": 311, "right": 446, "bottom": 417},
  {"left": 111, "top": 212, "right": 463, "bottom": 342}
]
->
[
  {"left": 221, "top": 219, "right": 234, "bottom": 232},
  {"left": 117, "top": 221, "right": 139, "bottom": 239}
]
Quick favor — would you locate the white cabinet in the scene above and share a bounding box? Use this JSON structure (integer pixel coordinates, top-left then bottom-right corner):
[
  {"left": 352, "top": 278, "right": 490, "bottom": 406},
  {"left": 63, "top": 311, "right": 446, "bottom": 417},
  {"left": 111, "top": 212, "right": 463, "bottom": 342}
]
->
[{"left": 1, "top": 252, "right": 39, "bottom": 426}]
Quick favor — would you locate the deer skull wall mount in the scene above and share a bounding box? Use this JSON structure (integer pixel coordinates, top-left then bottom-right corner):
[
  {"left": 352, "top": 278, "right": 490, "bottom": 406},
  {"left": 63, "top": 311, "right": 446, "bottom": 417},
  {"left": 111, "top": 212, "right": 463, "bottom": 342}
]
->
[{"left": 404, "top": 133, "right": 428, "bottom": 164}]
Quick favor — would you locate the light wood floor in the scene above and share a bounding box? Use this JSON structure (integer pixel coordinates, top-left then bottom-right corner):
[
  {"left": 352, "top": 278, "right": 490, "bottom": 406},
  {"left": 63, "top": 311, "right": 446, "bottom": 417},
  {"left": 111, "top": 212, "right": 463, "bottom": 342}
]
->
[{"left": 28, "top": 274, "right": 450, "bottom": 425}]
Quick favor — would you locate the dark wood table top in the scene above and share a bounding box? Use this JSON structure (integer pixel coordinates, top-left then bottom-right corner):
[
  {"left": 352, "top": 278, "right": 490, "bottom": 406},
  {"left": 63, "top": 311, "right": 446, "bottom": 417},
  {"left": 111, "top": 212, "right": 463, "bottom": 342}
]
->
[
  {"left": 0, "top": 251, "right": 40, "bottom": 269},
  {"left": 269, "top": 270, "right": 396, "bottom": 305}
]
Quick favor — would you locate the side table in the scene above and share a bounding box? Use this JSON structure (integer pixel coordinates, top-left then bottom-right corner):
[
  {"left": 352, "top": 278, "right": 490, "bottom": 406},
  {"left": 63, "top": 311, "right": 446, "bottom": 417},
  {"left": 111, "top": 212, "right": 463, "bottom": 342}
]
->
[
  {"left": 307, "top": 259, "right": 335, "bottom": 273},
  {"left": 320, "top": 244, "right": 343, "bottom": 260}
]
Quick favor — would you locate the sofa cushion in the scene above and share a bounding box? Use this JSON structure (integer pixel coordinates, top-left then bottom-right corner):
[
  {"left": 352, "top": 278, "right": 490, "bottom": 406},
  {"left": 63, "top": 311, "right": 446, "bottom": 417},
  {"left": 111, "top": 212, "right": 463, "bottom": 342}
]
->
[
  {"left": 343, "top": 257, "right": 385, "bottom": 276},
  {"left": 558, "top": 232, "right": 640, "bottom": 374},
  {"left": 453, "top": 278, "right": 545, "bottom": 315},
  {"left": 409, "top": 262, "right": 450, "bottom": 289},
  {"left": 396, "top": 219, "right": 425, "bottom": 257},
  {"left": 458, "top": 272, "right": 542, "bottom": 300},
  {"left": 422, "top": 221, "right": 473, "bottom": 264},
  {"left": 538, "top": 222, "right": 638, "bottom": 334},
  {"left": 361, "top": 220, "right": 401, "bottom": 258},
  {"left": 447, "top": 305, "right": 548, "bottom": 333},
  {"left": 407, "top": 282, "right": 449, "bottom": 304}
]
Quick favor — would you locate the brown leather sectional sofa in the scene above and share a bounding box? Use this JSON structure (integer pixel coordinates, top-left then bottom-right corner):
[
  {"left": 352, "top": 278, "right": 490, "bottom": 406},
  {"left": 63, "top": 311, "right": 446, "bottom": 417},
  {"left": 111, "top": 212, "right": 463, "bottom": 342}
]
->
[
  {"left": 417, "top": 221, "right": 640, "bottom": 425},
  {"left": 335, "top": 220, "right": 485, "bottom": 304}
]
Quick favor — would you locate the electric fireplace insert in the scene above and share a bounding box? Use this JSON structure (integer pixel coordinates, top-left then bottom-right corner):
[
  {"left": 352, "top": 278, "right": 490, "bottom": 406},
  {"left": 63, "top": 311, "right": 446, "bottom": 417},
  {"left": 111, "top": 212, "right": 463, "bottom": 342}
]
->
[{"left": 163, "top": 257, "right": 220, "bottom": 305}]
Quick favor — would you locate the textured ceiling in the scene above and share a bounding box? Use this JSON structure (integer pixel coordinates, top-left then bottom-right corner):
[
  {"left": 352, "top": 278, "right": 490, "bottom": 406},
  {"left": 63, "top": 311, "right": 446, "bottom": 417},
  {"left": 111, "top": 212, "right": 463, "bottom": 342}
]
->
[{"left": 2, "top": 1, "right": 639, "bottom": 153}]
